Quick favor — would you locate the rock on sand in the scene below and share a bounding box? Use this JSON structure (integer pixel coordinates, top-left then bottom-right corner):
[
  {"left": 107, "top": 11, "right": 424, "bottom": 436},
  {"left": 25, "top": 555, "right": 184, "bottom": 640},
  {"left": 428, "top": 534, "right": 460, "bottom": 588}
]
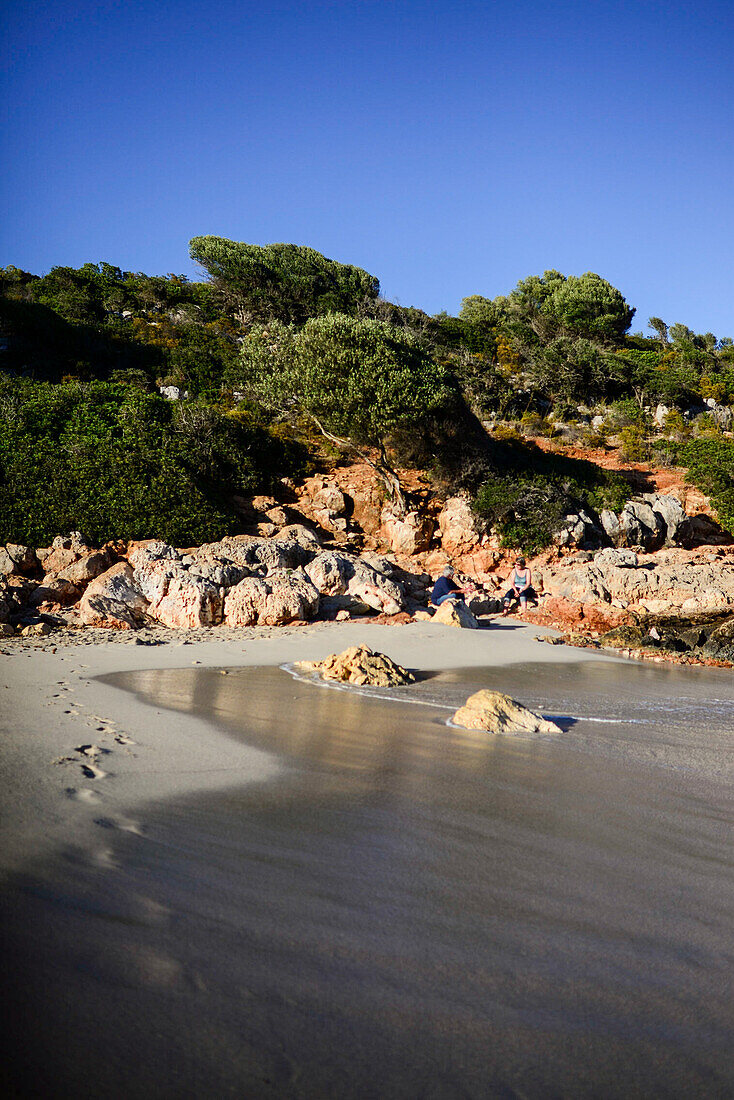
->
[
  {"left": 432, "top": 600, "right": 480, "bottom": 629},
  {"left": 452, "top": 689, "right": 561, "bottom": 733},
  {"left": 298, "top": 644, "right": 415, "bottom": 686}
]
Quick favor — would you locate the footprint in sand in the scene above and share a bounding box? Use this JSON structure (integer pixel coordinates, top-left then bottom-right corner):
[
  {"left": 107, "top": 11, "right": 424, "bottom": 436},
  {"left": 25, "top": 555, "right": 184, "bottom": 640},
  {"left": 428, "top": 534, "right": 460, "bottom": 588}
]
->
[
  {"left": 93, "top": 815, "right": 142, "bottom": 835},
  {"left": 89, "top": 846, "right": 118, "bottom": 869},
  {"left": 65, "top": 787, "right": 102, "bottom": 804},
  {"left": 80, "top": 761, "right": 108, "bottom": 779},
  {"left": 72, "top": 744, "right": 111, "bottom": 779}
]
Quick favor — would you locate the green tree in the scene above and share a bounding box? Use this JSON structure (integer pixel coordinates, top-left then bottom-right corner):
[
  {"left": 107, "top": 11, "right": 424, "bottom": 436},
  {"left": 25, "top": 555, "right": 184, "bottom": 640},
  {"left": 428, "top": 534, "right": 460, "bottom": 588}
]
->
[
  {"left": 529, "top": 336, "right": 620, "bottom": 402},
  {"left": 189, "top": 236, "right": 380, "bottom": 325},
  {"left": 236, "top": 313, "right": 456, "bottom": 511},
  {"left": 648, "top": 316, "right": 669, "bottom": 346},
  {"left": 498, "top": 269, "right": 634, "bottom": 345}
]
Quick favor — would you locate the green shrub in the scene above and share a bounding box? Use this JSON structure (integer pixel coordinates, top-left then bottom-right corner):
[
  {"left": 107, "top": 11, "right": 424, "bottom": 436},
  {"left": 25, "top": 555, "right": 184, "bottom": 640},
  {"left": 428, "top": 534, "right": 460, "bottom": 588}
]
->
[
  {"left": 472, "top": 439, "right": 628, "bottom": 552},
  {"left": 676, "top": 438, "right": 734, "bottom": 533},
  {"left": 0, "top": 379, "right": 309, "bottom": 545},
  {"left": 619, "top": 424, "right": 649, "bottom": 461}
]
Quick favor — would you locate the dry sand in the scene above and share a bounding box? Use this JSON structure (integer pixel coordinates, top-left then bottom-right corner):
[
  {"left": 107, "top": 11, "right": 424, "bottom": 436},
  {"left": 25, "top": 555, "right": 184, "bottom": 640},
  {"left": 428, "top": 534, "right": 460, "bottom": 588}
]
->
[{"left": 0, "top": 617, "right": 612, "bottom": 876}]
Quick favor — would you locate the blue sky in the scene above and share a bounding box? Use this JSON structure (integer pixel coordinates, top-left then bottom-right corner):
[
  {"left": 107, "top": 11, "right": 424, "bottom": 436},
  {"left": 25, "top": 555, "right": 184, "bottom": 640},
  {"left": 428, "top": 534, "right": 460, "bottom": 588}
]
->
[{"left": 2, "top": 0, "right": 732, "bottom": 336}]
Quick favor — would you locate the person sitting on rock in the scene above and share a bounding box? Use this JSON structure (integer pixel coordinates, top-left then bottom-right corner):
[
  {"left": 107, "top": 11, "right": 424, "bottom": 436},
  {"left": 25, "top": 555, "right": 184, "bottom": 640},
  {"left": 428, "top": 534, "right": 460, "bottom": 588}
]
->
[
  {"left": 502, "top": 557, "right": 538, "bottom": 614},
  {"left": 430, "top": 565, "right": 471, "bottom": 607}
]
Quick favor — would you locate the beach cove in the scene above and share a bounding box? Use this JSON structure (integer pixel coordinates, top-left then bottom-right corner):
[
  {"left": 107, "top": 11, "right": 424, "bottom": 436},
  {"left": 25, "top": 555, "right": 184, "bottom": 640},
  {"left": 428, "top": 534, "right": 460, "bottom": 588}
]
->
[{"left": 2, "top": 619, "right": 734, "bottom": 1097}]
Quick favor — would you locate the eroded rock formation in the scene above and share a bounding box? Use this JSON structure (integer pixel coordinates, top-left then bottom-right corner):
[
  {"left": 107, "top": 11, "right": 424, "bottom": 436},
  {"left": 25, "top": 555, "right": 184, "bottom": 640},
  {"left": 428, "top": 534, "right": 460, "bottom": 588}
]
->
[
  {"left": 451, "top": 690, "right": 562, "bottom": 734},
  {"left": 298, "top": 644, "right": 415, "bottom": 686}
]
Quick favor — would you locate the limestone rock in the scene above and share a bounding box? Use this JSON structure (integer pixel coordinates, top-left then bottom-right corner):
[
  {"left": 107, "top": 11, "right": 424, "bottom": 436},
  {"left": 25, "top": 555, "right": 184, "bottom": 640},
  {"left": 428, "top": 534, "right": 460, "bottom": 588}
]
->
[
  {"left": 29, "top": 577, "right": 80, "bottom": 607},
  {"left": 543, "top": 549, "right": 734, "bottom": 618},
  {"left": 277, "top": 524, "right": 322, "bottom": 555},
  {"left": 0, "top": 544, "right": 38, "bottom": 576},
  {"left": 653, "top": 403, "right": 671, "bottom": 428},
  {"left": 312, "top": 484, "right": 347, "bottom": 516},
  {"left": 304, "top": 551, "right": 350, "bottom": 595},
  {"left": 432, "top": 599, "right": 480, "bottom": 629},
  {"left": 78, "top": 562, "right": 150, "bottom": 628},
  {"left": 187, "top": 558, "right": 250, "bottom": 588},
  {"left": 467, "top": 592, "right": 503, "bottom": 616},
  {"left": 56, "top": 547, "right": 115, "bottom": 586},
  {"left": 600, "top": 509, "right": 620, "bottom": 543},
  {"left": 437, "top": 496, "right": 482, "bottom": 556},
  {"left": 20, "top": 621, "right": 53, "bottom": 637},
  {"left": 452, "top": 690, "right": 561, "bottom": 734},
  {"left": 555, "top": 508, "right": 604, "bottom": 550},
  {"left": 35, "top": 545, "right": 78, "bottom": 576},
  {"left": 345, "top": 559, "right": 404, "bottom": 615},
  {"left": 676, "top": 513, "right": 732, "bottom": 549},
  {"left": 594, "top": 548, "right": 639, "bottom": 569},
  {"left": 301, "top": 644, "right": 415, "bottom": 686},
  {"left": 617, "top": 501, "right": 665, "bottom": 550},
  {"left": 150, "top": 573, "right": 223, "bottom": 629},
  {"left": 380, "top": 507, "right": 434, "bottom": 556},
  {"left": 224, "top": 571, "right": 319, "bottom": 627},
  {"left": 52, "top": 531, "right": 91, "bottom": 554},
  {"left": 132, "top": 556, "right": 183, "bottom": 605},
  {"left": 643, "top": 494, "right": 685, "bottom": 544}
]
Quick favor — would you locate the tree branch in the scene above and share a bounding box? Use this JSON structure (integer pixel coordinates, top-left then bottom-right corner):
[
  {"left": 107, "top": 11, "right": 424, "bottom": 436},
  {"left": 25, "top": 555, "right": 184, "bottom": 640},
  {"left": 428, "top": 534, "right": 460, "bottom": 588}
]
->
[{"left": 306, "top": 413, "right": 407, "bottom": 516}]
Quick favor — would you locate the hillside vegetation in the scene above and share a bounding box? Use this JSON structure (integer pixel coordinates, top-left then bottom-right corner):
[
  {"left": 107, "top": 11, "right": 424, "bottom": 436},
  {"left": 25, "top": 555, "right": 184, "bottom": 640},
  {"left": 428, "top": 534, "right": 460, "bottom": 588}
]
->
[{"left": 1, "top": 240, "right": 732, "bottom": 548}]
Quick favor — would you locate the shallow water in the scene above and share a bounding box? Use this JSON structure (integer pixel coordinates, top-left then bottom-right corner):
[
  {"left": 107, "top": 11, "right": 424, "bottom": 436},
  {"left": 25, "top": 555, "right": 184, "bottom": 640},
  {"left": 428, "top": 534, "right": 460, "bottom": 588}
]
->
[{"left": 3, "top": 660, "right": 734, "bottom": 1098}]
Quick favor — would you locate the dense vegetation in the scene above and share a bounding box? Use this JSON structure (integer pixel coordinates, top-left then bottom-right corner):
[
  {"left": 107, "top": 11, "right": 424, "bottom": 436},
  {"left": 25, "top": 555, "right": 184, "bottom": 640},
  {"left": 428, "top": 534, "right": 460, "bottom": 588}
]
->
[
  {"left": 1, "top": 237, "right": 732, "bottom": 548},
  {"left": 0, "top": 377, "right": 307, "bottom": 546}
]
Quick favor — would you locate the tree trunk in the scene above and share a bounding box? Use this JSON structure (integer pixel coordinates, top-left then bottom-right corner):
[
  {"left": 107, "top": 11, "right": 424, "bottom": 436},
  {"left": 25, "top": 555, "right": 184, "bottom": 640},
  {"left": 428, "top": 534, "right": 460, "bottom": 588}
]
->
[{"left": 307, "top": 416, "right": 408, "bottom": 517}]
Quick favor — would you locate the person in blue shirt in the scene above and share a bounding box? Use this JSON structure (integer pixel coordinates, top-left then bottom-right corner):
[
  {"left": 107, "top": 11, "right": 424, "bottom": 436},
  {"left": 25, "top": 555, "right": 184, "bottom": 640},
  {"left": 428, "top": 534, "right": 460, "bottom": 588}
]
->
[
  {"left": 502, "top": 557, "right": 538, "bottom": 614},
  {"left": 430, "top": 565, "right": 470, "bottom": 607}
]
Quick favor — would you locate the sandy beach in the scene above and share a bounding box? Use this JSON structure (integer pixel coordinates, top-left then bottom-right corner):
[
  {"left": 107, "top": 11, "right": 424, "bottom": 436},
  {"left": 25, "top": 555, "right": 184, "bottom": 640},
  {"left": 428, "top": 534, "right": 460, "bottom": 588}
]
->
[
  {"left": 2, "top": 618, "right": 734, "bottom": 1098},
  {"left": 0, "top": 618, "right": 597, "bottom": 875}
]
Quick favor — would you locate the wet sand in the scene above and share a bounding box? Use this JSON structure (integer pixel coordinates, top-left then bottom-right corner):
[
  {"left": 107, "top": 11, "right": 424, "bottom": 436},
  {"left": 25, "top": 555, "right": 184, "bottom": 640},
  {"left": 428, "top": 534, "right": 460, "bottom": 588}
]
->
[{"left": 2, "top": 625, "right": 734, "bottom": 1097}]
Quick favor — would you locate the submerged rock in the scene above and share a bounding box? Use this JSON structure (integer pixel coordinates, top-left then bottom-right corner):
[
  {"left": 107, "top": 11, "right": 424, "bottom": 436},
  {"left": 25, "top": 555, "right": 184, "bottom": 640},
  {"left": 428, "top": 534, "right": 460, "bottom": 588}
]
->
[
  {"left": 299, "top": 644, "right": 415, "bottom": 686},
  {"left": 451, "top": 690, "right": 561, "bottom": 734}
]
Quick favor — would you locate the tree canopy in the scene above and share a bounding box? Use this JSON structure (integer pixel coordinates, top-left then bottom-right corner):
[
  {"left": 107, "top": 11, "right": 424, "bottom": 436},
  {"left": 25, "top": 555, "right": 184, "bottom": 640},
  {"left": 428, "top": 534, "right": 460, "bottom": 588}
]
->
[
  {"left": 497, "top": 269, "right": 635, "bottom": 343},
  {"left": 238, "top": 313, "right": 454, "bottom": 444},
  {"left": 189, "top": 236, "right": 380, "bottom": 325}
]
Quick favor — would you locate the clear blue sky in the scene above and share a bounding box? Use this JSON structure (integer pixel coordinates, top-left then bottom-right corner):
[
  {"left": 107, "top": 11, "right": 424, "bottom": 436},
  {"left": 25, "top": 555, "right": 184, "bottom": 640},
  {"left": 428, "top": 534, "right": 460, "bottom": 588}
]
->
[{"left": 2, "top": 0, "right": 732, "bottom": 336}]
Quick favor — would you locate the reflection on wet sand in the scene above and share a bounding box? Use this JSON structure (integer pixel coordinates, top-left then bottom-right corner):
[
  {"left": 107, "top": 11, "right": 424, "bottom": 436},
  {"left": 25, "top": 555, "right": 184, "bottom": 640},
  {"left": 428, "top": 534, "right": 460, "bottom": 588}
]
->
[
  {"left": 125, "top": 664, "right": 556, "bottom": 795},
  {"left": 3, "top": 661, "right": 734, "bottom": 1098}
]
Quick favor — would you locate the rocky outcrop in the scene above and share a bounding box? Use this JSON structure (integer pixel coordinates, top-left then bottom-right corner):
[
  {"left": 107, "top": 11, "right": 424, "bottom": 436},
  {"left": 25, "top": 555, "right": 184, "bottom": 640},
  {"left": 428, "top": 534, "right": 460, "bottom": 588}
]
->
[
  {"left": 0, "top": 544, "right": 38, "bottom": 577},
  {"left": 432, "top": 600, "right": 480, "bottom": 629},
  {"left": 542, "top": 547, "right": 734, "bottom": 618},
  {"left": 557, "top": 493, "right": 730, "bottom": 552},
  {"left": 437, "top": 496, "right": 483, "bottom": 556},
  {"left": 599, "top": 610, "right": 734, "bottom": 664},
  {"left": 451, "top": 690, "right": 561, "bottom": 733},
  {"left": 299, "top": 645, "right": 415, "bottom": 686},
  {"left": 151, "top": 572, "right": 223, "bottom": 629},
  {"left": 380, "top": 506, "right": 434, "bottom": 556},
  {"left": 78, "top": 562, "right": 150, "bottom": 628},
  {"left": 304, "top": 551, "right": 351, "bottom": 596},
  {"left": 29, "top": 577, "right": 81, "bottom": 608},
  {"left": 556, "top": 508, "right": 605, "bottom": 550},
  {"left": 54, "top": 547, "right": 115, "bottom": 586},
  {"left": 223, "top": 571, "right": 319, "bottom": 627}
]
